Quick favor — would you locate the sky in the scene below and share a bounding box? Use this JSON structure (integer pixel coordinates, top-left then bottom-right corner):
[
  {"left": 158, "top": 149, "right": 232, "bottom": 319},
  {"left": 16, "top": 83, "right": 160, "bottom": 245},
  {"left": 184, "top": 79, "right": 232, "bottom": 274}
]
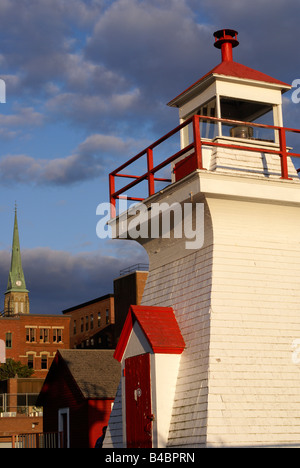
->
[{"left": 0, "top": 0, "right": 299, "bottom": 314}]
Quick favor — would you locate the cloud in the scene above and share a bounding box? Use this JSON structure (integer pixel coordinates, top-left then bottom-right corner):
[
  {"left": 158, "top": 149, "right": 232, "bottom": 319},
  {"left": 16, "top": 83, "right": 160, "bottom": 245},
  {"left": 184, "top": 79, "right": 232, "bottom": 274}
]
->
[
  {"left": 32, "top": 0, "right": 212, "bottom": 134},
  {"left": 0, "top": 1, "right": 211, "bottom": 135},
  {"left": 0, "top": 0, "right": 100, "bottom": 57},
  {"left": 200, "top": 0, "right": 300, "bottom": 83},
  {"left": 86, "top": 0, "right": 212, "bottom": 100},
  {"left": 0, "top": 107, "right": 44, "bottom": 128},
  {"left": 0, "top": 105, "right": 44, "bottom": 141},
  {"left": 0, "top": 0, "right": 298, "bottom": 183},
  {"left": 0, "top": 133, "right": 147, "bottom": 185},
  {"left": 45, "top": 87, "right": 143, "bottom": 132},
  {"left": 0, "top": 0, "right": 106, "bottom": 96},
  {"left": 0, "top": 243, "right": 148, "bottom": 315}
]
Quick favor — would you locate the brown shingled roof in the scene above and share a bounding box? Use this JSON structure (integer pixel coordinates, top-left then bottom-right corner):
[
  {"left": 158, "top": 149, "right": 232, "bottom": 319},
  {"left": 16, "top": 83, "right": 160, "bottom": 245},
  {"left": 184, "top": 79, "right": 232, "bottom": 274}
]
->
[{"left": 58, "top": 349, "right": 120, "bottom": 399}]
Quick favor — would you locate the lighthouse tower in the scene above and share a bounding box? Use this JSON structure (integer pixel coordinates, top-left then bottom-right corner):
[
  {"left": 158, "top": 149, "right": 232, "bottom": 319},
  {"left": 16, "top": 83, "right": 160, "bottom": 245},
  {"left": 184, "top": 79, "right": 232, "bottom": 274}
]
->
[{"left": 106, "top": 30, "right": 300, "bottom": 448}]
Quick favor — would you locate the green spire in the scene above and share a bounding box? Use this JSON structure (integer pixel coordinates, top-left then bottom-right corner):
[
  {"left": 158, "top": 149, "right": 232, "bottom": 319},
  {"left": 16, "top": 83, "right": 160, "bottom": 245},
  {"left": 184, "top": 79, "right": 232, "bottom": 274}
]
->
[{"left": 6, "top": 206, "right": 28, "bottom": 293}]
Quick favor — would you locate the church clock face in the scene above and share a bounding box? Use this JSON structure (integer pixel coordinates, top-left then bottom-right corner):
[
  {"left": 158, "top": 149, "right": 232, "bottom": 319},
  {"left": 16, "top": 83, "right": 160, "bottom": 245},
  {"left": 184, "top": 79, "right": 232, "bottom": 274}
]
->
[{"left": 16, "top": 280, "right": 22, "bottom": 286}]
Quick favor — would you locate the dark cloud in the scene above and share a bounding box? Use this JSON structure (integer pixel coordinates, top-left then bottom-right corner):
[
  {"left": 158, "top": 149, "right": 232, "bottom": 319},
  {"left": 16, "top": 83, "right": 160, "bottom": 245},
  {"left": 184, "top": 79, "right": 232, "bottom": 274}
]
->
[
  {"left": 0, "top": 243, "right": 148, "bottom": 315},
  {"left": 0, "top": 0, "right": 299, "bottom": 185},
  {"left": 32, "top": 0, "right": 214, "bottom": 137},
  {"left": 199, "top": 0, "right": 300, "bottom": 84},
  {"left": 85, "top": 0, "right": 213, "bottom": 101},
  {"left": 0, "top": 0, "right": 104, "bottom": 89}
]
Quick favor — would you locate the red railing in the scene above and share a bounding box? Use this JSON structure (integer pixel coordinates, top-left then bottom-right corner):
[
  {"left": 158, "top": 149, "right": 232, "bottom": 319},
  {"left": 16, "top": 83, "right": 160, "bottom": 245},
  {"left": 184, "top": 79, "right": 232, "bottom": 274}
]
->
[{"left": 109, "top": 115, "right": 300, "bottom": 217}]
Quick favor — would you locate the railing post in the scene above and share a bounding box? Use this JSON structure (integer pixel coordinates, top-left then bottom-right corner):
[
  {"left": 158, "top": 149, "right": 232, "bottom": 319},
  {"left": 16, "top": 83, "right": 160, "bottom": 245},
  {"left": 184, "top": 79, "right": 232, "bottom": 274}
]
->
[
  {"left": 109, "top": 174, "right": 116, "bottom": 218},
  {"left": 59, "top": 431, "right": 64, "bottom": 448},
  {"left": 147, "top": 148, "right": 155, "bottom": 196},
  {"left": 192, "top": 115, "right": 204, "bottom": 170},
  {"left": 279, "top": 127, "right": 292, "bottom": 180}
]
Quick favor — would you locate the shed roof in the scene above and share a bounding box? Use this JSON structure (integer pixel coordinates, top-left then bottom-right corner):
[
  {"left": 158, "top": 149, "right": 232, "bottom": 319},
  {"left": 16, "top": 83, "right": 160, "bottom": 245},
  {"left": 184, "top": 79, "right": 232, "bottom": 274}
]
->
[
  {"left": 114, "top": 305, "right": 185, "bottom": 362},
  {"left": 59, "top": 349, "right": 120, "bottom": 399},
  {"left": 39, "top": 349, "right": 120, "bottom": 401}
]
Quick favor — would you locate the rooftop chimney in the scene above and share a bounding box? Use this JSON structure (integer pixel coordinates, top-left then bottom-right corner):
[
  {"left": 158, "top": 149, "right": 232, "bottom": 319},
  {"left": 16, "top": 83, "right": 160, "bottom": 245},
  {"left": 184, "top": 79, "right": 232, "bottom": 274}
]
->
[{"left": 214, "top": 29, "right": 239, "bottom": 62}]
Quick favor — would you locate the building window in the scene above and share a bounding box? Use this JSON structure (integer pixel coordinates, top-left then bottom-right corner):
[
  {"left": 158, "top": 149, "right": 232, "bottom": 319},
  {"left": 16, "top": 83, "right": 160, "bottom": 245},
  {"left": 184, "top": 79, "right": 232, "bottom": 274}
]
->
[
  {"left": 106, "top": 309, "right": 110, "bottom": 324},
  {"left": 5, "top": 332, "right": 12, "bottom": 348},
  {"left": 73, "top": 320, "right": 76, "bottom": 335},
  {"left": 26, "top": 328, "right": 36, "bottom": 343},
  {"left": 53, "top": 329, "right": 62, "bottom": 343},
  {"left": 41, "top": 355, "right": 48, "bottom": 370},
  {"left": 98, "top": 312, "right": 101, "bottom": 327},
  {"left": 90, "top": 314, "right": 94, "bottom": 330},
  {"left": 40, "top": 328, "right": 49, "bottom": 343},
  {"left": 86, "top": 315, "right": 89, "bottom": 331},
  {"left": 27, "top": 354, "right": 34, "bottom": 369},
  {"left": 80, "top": 318, "right": 84, "bottom": 332}
]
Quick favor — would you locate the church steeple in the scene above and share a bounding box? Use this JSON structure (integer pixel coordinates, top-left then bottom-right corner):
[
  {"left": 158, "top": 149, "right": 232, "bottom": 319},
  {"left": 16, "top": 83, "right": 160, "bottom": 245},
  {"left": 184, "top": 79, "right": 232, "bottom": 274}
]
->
[
  {"left": 6, "top": 206, "right": 27, "bottom": 293},
  {"left": 4, "top": 206, "right": 29, "bottom": 315}
]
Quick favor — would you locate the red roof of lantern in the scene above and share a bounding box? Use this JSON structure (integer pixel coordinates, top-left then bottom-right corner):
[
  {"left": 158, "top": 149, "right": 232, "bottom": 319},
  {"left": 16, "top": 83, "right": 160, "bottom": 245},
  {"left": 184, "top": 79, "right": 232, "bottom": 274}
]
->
[{"left": 168, "top": 29, "right": 291, "bottom": 108}]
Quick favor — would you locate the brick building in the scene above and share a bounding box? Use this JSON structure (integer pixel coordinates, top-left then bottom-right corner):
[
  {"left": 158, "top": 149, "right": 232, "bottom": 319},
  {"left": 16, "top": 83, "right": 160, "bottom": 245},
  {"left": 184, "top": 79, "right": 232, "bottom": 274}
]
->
[
  {"left": 0, "top": 208, "right": 70, "bottom": 378},
  {"left": 63, "top": 267, "right": 148, "bottom": 350},
  {"left": 113, "top": 267, "right": 148, "bottom": 342},
  {"left": 0, "top": 209, "right": 71, "bottom": 446},
  {"left": 0, "top": 378, "right": 44, "bottom": 447},
  {"left": 62, "top": 294, "right": 114, "bottom": 349},
  {"left": 0, "top": 314, "right": 70, "bottom": 379}
]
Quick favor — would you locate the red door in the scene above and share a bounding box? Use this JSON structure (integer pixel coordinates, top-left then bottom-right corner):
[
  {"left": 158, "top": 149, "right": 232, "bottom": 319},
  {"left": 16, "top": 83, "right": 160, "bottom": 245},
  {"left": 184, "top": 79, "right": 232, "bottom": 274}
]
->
[{"left": 125, "top": 353, "right": 153, "bottom": 448}]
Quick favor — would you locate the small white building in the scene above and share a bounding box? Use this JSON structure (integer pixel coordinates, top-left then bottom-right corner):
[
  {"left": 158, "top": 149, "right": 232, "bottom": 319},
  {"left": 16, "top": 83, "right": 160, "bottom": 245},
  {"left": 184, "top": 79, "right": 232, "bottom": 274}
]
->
[{"left": 105, "top": 29, "right": 300, "bottom": 448}]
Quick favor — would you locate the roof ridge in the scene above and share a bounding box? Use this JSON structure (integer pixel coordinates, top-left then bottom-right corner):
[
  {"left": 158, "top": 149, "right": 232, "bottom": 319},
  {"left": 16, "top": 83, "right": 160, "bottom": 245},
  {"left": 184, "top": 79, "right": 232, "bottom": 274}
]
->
[{"left": 168, "top": 60, "right": 291, "bottom": 107}]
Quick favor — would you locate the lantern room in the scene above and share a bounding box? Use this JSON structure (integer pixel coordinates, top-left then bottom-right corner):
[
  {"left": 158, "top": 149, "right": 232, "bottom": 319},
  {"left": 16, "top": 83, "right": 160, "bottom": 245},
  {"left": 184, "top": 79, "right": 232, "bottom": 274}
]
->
[
  {"left": 168, "top": 29, "right": 290, "bottom": 149},
  {"left": 109, "top": 28, "right": 299, "bottom": 218}
]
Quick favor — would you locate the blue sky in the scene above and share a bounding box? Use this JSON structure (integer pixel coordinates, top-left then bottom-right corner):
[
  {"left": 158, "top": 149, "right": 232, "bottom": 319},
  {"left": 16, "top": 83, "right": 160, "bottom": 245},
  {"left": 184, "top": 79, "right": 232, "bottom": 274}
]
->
[{"left": 0, "top": 0, "right": 299, "bottom": 314}]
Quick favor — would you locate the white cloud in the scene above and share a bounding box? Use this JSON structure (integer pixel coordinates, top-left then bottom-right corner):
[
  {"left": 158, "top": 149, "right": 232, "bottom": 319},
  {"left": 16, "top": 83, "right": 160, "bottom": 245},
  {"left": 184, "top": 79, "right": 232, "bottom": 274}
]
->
[
  {"left": 0, "top": 107, "right": 44, "bottom": 128},
  {"left": 0, "top": 133, "right": 146, "bottom": 185},
  {"left": 86, "top": 0, "right": 212, "bottom": 95}
]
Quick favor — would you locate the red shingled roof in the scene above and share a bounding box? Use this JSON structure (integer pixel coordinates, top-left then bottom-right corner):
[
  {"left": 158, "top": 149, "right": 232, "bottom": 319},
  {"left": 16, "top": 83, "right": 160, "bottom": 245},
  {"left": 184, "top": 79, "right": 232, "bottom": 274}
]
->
[
  {"left": 168, "top": 60, "right": 291, "bottom": 107},
  {"left": 114, "top": 305, "right": 185, "bottom": 362},
  {"left": 209, "top": 60, "right": 289, "bottom": 86}
]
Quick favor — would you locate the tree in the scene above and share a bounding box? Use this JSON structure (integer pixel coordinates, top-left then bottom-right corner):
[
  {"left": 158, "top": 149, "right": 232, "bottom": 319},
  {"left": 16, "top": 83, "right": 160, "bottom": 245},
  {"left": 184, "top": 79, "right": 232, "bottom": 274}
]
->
[{"left": 0, "top": 359, "right": 34, "bottom": 380}]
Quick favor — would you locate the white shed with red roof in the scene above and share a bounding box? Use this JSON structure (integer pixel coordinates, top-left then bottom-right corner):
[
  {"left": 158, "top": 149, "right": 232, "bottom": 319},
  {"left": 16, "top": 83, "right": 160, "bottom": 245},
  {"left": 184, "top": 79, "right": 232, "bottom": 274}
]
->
[{"left": 113, "top": 305, "right": 185, "bottom": 448}]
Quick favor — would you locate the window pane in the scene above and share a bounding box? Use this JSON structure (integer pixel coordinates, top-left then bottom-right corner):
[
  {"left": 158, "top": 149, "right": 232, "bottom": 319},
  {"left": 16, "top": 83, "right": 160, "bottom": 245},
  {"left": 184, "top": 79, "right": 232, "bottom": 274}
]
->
[
  {"left": 41, "top": 355, "right": 48, "bottom": 369},
  {"left": 5, "top": 332, "right": 12, "bottom": 348},
  {"left": 28, "top": 355, "right": 34, "bottom": 368},
  {"left": 220, "top": 97, "right": 275, "bottom": 142}
]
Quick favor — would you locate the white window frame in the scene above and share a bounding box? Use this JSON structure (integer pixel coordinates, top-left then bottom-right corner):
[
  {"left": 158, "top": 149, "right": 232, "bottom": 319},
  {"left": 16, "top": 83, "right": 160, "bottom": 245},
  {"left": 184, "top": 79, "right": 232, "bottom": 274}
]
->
[{"left": 58, "top": 407, "right": 70, "bottom": 448}]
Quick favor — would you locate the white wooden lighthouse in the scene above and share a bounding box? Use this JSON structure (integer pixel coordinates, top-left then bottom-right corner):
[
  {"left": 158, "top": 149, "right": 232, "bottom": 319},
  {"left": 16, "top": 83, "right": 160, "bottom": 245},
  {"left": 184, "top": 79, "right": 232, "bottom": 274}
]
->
[{"left": 105, "top": 29, "right": 300, "bottom": 448}]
